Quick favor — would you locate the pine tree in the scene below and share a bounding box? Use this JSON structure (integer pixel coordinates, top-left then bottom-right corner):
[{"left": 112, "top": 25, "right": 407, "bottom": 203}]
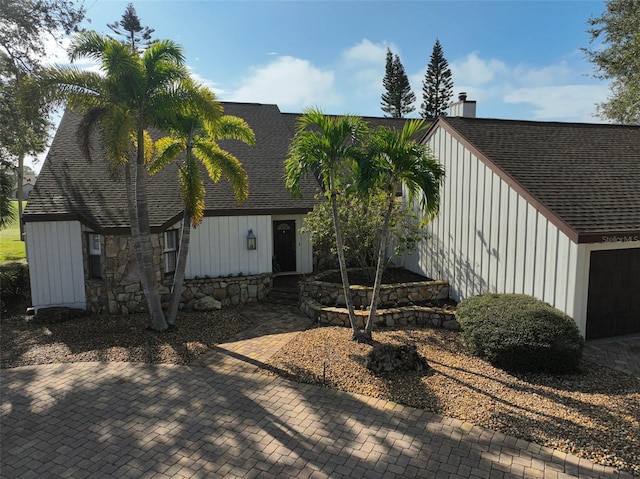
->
[
  {"left": 107, "top": 3, "right": 154, "bottom": 50},
  {"left": 421, "top": 39, "right": 453, "bottom": 119},
  {"left": 381, "top": 48, "right": 416, "bottom": 118}
]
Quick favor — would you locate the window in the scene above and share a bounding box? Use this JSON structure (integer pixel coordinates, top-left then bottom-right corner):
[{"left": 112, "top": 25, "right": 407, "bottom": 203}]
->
[
  {"left": 164, "top": 230, "right": 178, "bottom": 275},
  {"left": 87, "top": 233, "right": 101, "bottom": 279}
]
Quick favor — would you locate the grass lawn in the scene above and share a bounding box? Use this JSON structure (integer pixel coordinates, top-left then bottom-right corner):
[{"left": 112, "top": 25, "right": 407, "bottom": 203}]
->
[{"left": 0, "top": 201, "right": 26, "bottom": 263}]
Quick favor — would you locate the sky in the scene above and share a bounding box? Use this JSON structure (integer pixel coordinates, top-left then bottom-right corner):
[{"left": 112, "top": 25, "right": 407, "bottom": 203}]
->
[{"left": 31, "top": 0, "right": 611, "bottom": 172}]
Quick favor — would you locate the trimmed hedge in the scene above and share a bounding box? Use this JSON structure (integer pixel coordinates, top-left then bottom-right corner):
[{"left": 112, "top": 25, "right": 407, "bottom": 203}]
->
[{"left": 456, "top": 294, "right": 584, "bottom": 373}]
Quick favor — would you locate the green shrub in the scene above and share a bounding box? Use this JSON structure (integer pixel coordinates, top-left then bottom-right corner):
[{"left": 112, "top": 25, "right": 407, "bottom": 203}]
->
[
  {"left": 0, "top": 262, "right": 30, "bottom": 311},
  {"left": 456, "top": 294, "right": 584, "bottom": 373}
]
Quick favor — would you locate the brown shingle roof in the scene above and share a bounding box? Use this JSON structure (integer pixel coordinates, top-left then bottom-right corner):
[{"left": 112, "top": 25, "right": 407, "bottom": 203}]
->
[
  {"left": 24, "top": 102, "right": 322, "bottom": 232},
  {"left": 438, "top": 117, "right": 640, "bottom": 240}
]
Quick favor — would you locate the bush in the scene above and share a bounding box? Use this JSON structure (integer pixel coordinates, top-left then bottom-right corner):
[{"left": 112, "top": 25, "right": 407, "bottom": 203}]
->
[
  {"left": 456, "top": 294, "right": 584, "bottom": 373},
  {"left": 0, "top": 262, "right": 30, "bottom": 311}
]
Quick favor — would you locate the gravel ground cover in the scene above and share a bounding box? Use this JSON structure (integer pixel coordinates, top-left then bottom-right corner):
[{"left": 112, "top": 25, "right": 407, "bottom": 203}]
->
[
  {"left": 2, "top": 305, "right": 639, "bottom": 476},
  {"left": 0, "top": 308, "right": 253, "bottom": 368},
  {"left": 267, "top": 326, "right": 640, "bottom": 476}
]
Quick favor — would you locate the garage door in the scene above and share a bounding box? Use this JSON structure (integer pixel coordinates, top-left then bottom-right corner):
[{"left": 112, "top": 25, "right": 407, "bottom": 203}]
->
[{"left": 586, "top": 248, "right": 640, "bottom": 339}]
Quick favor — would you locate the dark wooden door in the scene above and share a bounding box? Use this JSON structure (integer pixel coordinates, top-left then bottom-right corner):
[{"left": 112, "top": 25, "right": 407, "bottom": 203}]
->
[
  {"left": 273, "top": 220, "right": 296, "bottom": 272},
  {"left": 586, "top": 248, "right": 640, "bottom": 339}
]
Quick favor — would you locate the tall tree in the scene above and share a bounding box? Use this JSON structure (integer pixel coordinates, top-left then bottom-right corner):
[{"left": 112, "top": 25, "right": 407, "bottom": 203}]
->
[
  {"left": 38, "top": 30, "right": 204, "bottom": 331},
  {"left": 358, "top": 120, "right": 445, "bottom": 339},
  {"left": 0, "top": 0, "right": 85, "bottom": 238},
  {"left": 380, "top": 48, "right": 416, "bottom": 118},
  {"left": 150, "top": 85, "right": 254, "bottom": 326},
  {"left": 285, "top": 109, "right": 369, "bottom": 341},
  {"left": 107, "top": 3, "right": 154, "bottom": 51},
  {"left": 421, "top": 39, "right": 453, "bottom": 119},
  {"left": 0, "top": 161, "right": 16, "bottom": 229},
  {"left": 584, "top": 0, "right": 640, "bottom": 124}
]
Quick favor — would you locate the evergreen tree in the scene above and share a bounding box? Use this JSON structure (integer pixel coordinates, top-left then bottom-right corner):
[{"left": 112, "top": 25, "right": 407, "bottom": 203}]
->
[
  {"left": 584, "top": 0, "right": 640, "bottom": 124},
  {"left": 107, "top": 3, "right": 154, "bottom": 50},
  {"left": 421, "top": 39, "right": 453, "bottom": 119},
  {"left": 380, "top": 48, "right": 416, "bottom": 118}
]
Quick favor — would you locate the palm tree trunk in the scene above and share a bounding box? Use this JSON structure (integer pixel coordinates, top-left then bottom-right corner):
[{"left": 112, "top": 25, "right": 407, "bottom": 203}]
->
[
  {"left": 17, "top": 153, "right": 24, "bottom": 241},
  {"left": 125, "top": 161, "right": 161, "bottom": 328},
  {"left": 331, "top": 192, "right": 363, "bottom": 341},
  {"left": 167, "top": 210, "right": 191, "bottom": 326},
  {"left": 364, "top": 191, "right": 395, "bottom": 339},
  {"left": 135, "top": 130, "right": 167, "bottom": 331}
]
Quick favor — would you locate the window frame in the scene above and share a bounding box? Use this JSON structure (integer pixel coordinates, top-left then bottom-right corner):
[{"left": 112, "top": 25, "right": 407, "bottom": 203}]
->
[
  {"left": 87, "top": 233, "right": 102, "bottom": 279},
  {"left": 163, "top": 230, "right": 178, "bottom": 275}
]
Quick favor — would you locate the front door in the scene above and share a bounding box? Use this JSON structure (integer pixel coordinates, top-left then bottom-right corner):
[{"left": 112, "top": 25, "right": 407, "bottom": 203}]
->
[{"left": 273, "top": 220, "right": 296, "bottom": 272}]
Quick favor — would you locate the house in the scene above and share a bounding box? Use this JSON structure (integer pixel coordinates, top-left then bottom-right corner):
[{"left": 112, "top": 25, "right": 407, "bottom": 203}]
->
[
  {"left": 14, "top": 174, "right": 36, "bottom": 199},
  {"left": 23, "top": 102, "right": 409, "bottom": 314},
  {"left": 403, "top": 95, "right": 640, "bottom": 339}
]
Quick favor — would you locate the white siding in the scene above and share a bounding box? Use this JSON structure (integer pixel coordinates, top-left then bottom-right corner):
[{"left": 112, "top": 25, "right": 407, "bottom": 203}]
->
[
  {"left": 25, "top": 221, "right": 86, "bottom": 311},
  {"left": 185, "top": 213, "right": 314, "bottom": 278},
  {"left": 186, "top": 215, "right": 272, "bottom": 278},
  {"left": 403, "top": 126, "right": 583, "bottom": 332}
]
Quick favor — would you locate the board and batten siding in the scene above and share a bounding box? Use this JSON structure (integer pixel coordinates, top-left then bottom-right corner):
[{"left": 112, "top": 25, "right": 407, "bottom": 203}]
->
[
  {"left": 403, "top": 126, "right": 584, "bottom": 332},
  {"left": 25, "top": 220, "right": 86, "bottom": 311},
  {"left": 186, "top": 215, "right": 272, "bottom": 278},
  {"left": 185, "top": 214, "right": 313, "bottom": 279}
]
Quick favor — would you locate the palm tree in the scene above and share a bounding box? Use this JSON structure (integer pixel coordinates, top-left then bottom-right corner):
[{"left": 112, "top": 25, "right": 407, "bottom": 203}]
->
[
  {"left": 359, "top": 119, "right": 445, "bottom": 340},
  {"left": 38, "top": 31, "right": 201, "bottom": 330},
  {"left": 285, "top": 108, "right": 368, "bottom": 341},
  {"left": 150, "top": 85, "right": 254, "bottom": 326}
]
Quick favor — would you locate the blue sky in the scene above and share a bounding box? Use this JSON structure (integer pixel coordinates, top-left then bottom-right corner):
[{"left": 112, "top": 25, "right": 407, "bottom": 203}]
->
[{"left": 32, "top": 0, "right": 611, "bottom": 170}]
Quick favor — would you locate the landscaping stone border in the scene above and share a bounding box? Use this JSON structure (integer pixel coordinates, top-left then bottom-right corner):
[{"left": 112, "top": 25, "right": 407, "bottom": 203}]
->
[{"left": 299, "top": 269, "right": 458, "bottom": 330}]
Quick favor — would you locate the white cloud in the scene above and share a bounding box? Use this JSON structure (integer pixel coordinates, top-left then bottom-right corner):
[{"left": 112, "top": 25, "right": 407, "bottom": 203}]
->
[
  {"left": 342, "top": 39, "right": 391, "bottom": 65},
  {"left": 224, "top": 56, "right": 339, "bottom": 111},
  {"left": 41, "top": 34, "right": 72, "bottom": 66},
  {"left": 451, "top": 53, "right": 509, "bottom": 86},
  {"left": 504, "top": 84, "right": 609, "bottom": 121},
  {"left": 445, "top": 52, "right": 608, "bottom": 122}
]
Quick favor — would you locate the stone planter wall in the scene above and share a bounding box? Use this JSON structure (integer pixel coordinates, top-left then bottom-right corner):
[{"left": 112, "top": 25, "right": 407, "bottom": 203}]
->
[
  {"left": 299, "top": 269, "right": 458, "bottom": 330},
  {"left": 82, "top": 230, "right": 271, "bottom": 314},
  {"left": 300, "top": 297, "right": 459, "bottom": 330}
]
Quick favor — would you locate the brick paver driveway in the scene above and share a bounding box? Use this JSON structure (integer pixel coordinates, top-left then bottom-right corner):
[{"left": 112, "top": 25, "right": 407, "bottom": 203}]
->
[
  {"left": 1, "top": 360, "right": 634, "bottom": 479},
  {"left": 1, "top": 303, "right": 637, "bottom": 478}
]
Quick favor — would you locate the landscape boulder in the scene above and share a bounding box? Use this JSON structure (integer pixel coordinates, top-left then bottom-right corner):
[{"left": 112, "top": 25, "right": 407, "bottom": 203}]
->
[
  {"left": 193, "top": 296, "right": 222, "bottom": 311},
  {"left": 365, "top": 343, "right": 429, "bottom": 374}
]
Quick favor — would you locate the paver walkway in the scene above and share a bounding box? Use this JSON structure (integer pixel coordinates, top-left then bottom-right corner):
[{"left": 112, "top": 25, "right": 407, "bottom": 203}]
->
[
  {"left": 1, "top": 302, "right": 637, "bottom": 479},
  {"left": 584, "top": 333, "right": 640, "bottom": 378}
]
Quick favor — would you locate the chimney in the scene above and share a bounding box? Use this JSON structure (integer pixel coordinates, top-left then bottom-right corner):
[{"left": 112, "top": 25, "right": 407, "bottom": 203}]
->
[{"left": 449, "top": 92, "right": 476, "bottom": 118}]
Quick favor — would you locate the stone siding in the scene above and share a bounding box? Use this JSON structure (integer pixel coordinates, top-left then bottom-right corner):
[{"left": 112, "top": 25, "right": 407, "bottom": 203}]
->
[
  {"left": 299, "top": 269, "right": 458, "bottom": 330},
  {"left": 82, "top": 230, "right": 271, "bottom": 314}
]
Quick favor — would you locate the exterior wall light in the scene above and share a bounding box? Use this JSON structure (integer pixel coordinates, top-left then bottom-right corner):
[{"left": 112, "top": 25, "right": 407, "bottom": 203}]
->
[{"left": 247, "top": 229, "right": 257, "bottom": 250}]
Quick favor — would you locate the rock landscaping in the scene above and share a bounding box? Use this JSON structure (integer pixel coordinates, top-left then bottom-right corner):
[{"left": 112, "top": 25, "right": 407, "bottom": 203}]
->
[{"left": 299, "top": 267, "right": 457, "bottom": 330}]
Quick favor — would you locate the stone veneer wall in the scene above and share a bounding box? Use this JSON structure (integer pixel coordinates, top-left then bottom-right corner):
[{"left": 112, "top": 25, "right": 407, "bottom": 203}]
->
[
  {"left": 299, "top": 269, "right": 458, "bottom": 330},
  {"left": 83, "top": 230, "right": 271, "bottom": 314}
]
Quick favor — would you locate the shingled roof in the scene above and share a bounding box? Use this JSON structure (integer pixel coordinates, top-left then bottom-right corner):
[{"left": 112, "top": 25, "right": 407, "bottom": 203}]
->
[
  {"left": 24, "top": 102, "right": 419, "bottom": 232},
  {"left": 437, "top": 116, "right": 640, "bottom": 241},
  {"left": 23, "top": 102, "right": 323, "bottom": 232}
]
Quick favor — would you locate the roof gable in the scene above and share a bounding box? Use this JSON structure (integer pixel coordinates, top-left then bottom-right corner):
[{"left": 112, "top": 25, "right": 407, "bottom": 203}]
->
[
  {"left": 434, "top": 116, "right": 640, "bottom": 240},
  {"left": 24, "top": 102, "right": 321, "bottom": 231}
]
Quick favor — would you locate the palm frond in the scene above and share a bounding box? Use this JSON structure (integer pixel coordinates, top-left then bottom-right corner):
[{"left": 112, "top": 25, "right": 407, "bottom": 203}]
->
[
  {"left": 149, "top": 136, "right": 185, "bottom": 174},
  {"left": 178, "top": 157, "right": 206, "bottom": 225},
  {"left": 76, "top": 106, "right": 107, "bottom": 161},
  {"left": 195, "top": 140, "right": 249, "bottom": 205},
  {"left": 100, "top": 108, "right": 136, "bottom": 173},
  {"left": 206, "top": 115, "right": 255, "bottom": 144}
]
